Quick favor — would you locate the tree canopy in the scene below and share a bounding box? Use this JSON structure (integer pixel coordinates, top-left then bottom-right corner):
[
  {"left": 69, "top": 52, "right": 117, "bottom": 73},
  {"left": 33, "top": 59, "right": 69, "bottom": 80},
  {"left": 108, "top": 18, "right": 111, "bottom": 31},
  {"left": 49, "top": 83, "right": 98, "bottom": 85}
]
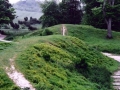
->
[
  {"left": 0, "top": 0, "right": 15, "bottom": 24},
  {"left": 40, "top": 0, "right": 83, "bottom": 28},
  {"left": 83, "top": 0, "right": 120, "bottom": 32}
]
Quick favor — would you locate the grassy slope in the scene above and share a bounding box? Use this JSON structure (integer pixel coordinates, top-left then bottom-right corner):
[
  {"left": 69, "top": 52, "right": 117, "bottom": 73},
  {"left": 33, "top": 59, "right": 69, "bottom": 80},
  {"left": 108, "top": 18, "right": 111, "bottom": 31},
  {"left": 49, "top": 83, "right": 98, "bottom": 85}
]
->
[
  {"left": 16, "top": 35, "right": 118, "bottom": 90},
  {"left": 34, "top": 24, "right": 120, "bottom": 54},
  {"left": 0, "top": 24, "right": 120, "bottom": 89}
]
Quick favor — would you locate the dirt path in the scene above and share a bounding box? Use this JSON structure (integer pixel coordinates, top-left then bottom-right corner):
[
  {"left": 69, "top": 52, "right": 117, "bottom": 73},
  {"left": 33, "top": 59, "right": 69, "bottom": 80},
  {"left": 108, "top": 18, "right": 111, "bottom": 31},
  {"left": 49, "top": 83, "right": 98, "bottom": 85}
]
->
[
  {"left": 102, "top": 53, "right": 120, "bottom": 90},
  {"left": 0, "top": 34, "right": 12, "bottom": 43},
  {"left": 61, "top": 24, "right": 67, "bottom": 36},
  {"left": 6, "top": 56, "right": 35, "bottom": 90},
  {"left": 0, "top": 34, "right": 6, "bottom": 40}
]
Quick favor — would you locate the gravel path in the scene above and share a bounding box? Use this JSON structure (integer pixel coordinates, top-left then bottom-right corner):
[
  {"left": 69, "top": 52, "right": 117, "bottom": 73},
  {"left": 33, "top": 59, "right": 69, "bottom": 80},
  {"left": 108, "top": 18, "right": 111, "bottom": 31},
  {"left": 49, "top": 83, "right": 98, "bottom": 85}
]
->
[
  {"left": 102, "top": 53, "right": 120, "bottom": 90},
  {"left": 61, "top": 24, "right": 67, "bottom": 36}
]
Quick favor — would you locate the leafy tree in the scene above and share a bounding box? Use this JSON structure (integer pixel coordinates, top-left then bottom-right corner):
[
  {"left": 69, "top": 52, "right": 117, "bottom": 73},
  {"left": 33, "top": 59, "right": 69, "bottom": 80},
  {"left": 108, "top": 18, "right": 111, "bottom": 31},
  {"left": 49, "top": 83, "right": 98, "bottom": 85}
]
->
[
  {"left": 40, "top": 0, "right": 83, "bottom": 28},
  {"left": 83, "top": 0, "right": 106, "bottom": 28},
  {"left": 83, "top": 0, "right": 120, "bottom": 38},
  {"left": 0, "top": 0, "right": 15, "bottom": 25},
  {"left": 60, "top": 0, "right": 83, "bottom": 24},
  {"left": 40, "top": 1, "right": 61, "bottom": 28}
]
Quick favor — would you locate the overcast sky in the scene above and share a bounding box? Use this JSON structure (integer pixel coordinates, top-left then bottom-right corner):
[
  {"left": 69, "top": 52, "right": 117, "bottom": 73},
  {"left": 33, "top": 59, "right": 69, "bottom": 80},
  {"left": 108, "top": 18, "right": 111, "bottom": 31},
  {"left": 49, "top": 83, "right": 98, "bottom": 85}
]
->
[
  {"left": 9, "top": 0, "right": 20, "bottom": 4},
  {"left": 9, "top": 0, "right": 61, "bottom": 4}
]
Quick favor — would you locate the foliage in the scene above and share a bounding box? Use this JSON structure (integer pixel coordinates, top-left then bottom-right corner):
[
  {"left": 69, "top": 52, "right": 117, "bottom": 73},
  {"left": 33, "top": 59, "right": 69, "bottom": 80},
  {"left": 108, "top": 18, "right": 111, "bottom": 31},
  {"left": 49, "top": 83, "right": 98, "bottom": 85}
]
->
[
  {"left": 0, "top": 68, "right": 20, "bottom": 90},
  {"left": 83, "top": 0, "right": 120, "bottom": 31},
  {"left": 59, "top": 0, "right": 83, "bottom": 24},
  {"left": 0, "top": 0, "right": 15, "bottom": 24},
  {"left": 16, "top": 35, "right": 118, "bottom": 90},
  {"left": 82, "top": 0, "right": 106, "bottom": 29},
  {"left": 40, "top": 1, "right": 61, "bottom": 28},
  {"left": 42, "top": 29, "right": 53, "bottom": 36},
  {"left": 25, "top": 24, "right": 120, "bottom": 54},
  {"left": 0, "top": 42, "right": 12, "bottom": 51},
  {"left": 40, "top": 0, "right": 83, "bottom": 28}
]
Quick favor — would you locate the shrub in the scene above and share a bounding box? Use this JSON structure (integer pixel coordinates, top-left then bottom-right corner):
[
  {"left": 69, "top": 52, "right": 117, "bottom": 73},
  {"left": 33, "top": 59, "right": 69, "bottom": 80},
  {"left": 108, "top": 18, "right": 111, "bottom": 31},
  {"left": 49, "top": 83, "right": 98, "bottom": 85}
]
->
[{"left": 42, "top": 29, "right": 53, "bottom": 36}]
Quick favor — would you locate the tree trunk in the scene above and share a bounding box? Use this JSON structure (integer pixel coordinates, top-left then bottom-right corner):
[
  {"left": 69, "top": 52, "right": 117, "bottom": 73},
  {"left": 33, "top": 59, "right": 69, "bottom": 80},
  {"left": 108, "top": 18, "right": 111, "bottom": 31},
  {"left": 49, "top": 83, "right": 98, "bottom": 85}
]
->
[
  {"left": 106, "top": 18, "right": 113, "bottom": 39},
  {"left": 103, "top": 0, "right": 114, "bottom": 39}
]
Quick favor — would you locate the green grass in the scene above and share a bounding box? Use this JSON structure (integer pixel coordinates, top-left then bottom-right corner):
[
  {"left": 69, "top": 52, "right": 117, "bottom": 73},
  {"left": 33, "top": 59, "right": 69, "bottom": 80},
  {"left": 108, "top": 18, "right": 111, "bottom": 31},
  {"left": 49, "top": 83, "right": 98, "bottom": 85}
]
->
[
  {"left": 0, "top": 43, "right": 20, "bottom": 90},
  {"left": 27, "top": 24, "right": 120, "bottom": 54},
  {"left": 0, "top": 24, "right": 120, "bottom": 90},
  {"left": 0, "top": 68, "right": 20, "bottom": 90},
  {"left": 16, "top": 35, "right": 118, "bottom": 90}
]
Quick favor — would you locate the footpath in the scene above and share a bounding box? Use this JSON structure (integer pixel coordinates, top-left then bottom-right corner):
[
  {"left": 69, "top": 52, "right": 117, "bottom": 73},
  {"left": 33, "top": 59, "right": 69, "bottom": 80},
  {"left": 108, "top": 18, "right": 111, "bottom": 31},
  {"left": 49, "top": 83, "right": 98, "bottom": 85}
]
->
[
  {"left": 0, "top": 34, "right": 11, "bottom": 43},
  {"left": 0, "top": 34, "right": 35, "bottom": 90},
  {"left": 103, "top": 53, "right": 120, "bottom": 90}
]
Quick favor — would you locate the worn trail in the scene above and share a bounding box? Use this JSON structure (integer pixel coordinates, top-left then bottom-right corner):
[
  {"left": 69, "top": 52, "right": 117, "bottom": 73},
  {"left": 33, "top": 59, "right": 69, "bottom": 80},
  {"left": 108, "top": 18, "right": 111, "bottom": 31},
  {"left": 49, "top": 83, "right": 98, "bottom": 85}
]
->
[
  {"left": 0, "top": 34, "right": 12, "bottom": 43},
  {"left": 6, "top": 56, "right": 35, "bottom": 90}
]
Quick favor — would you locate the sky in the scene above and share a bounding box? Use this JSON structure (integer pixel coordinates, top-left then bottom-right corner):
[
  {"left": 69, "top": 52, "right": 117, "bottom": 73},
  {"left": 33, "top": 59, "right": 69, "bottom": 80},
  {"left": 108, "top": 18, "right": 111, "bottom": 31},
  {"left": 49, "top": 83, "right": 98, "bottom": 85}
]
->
[
  {"left": 9, "top": 0, "right": 20, "bottom": 4},
  {"left": 9, "top": 0, "right": 61, "bottom": 4}
]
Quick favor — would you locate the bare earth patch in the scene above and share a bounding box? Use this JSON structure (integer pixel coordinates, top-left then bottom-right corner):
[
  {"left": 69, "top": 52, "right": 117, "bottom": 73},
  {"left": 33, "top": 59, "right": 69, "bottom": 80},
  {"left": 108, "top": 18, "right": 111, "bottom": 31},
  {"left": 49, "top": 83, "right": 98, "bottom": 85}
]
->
[
  {"left": 6, "top": 56, "right": 35, "bottom": 90},
  {"left": 61, "top": 24, "right": 67, "bottom": 36},
  {"left": 0, "top": 34, "right": 6, "bottom": 40}
]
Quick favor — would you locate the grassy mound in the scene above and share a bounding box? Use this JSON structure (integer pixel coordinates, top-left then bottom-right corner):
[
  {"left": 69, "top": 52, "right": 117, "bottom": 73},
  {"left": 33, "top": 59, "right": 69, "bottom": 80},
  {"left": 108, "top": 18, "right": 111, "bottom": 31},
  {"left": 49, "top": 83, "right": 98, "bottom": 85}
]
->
[
  {"left": 16, "top": 35, "right": 118, "bottom": 90},
  {"left": 26, "top": 24, "right": 120, "bottom": 54}
]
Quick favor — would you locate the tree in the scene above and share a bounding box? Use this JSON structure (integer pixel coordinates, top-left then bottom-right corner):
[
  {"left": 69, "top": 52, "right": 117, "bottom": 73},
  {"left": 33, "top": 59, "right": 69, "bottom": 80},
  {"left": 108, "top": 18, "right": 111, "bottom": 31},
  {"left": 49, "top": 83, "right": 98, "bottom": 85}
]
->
[
  {"left": 60, "top": 0, "right": 83, "bottom": 24},
  {"left": 83, "top": 0, "right": 106, "bottom": 29},
  {"left": 83, "top": 0, "right": 120, "bottom": 38},
  {"left": 0, "top": 0, "right": 15, "bottom": 24},
  {"left": 40, "top": 1, "right": 61, "bottom": 28},
  {"left": 40, "top": 0, "right": 83, "bottom": 28}
]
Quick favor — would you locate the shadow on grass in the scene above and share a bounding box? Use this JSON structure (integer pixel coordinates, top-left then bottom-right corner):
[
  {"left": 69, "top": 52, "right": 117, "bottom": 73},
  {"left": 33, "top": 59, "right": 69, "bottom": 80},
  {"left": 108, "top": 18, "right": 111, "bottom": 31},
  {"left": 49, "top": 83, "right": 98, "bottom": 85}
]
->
[{"left": 77, "top": 66, "right": 113, "bottom": 90}]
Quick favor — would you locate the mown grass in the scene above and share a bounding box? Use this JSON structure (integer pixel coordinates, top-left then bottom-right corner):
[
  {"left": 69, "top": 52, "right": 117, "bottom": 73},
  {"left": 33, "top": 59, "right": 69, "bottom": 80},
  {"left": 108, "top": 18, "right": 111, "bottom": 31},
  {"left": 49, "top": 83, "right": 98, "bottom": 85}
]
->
[
  {"left": 16, "top": 35, "right": 118, "bottom": 90},
  {"left": 26, "top": 24, "right": 120, "bottom": 54}
]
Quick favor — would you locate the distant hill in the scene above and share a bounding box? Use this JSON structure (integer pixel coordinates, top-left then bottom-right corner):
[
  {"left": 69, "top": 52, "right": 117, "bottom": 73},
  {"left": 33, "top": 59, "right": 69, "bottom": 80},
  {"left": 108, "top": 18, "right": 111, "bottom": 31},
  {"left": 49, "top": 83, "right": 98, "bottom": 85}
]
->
[
  {"left": 13, "top": 0, "right": 43, "bottom": 21},
  {"left": 13, "top": 0, "right": 41, "bottom": 12}
]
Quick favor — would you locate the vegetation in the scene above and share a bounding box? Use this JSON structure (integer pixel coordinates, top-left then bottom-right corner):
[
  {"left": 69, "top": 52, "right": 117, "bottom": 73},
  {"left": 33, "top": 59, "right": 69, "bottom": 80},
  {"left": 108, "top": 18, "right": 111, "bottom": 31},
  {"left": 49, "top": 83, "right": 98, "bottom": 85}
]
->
[
  {"left": 40, "top": 1, "right": 61, "bottom": 28},
  {"left": 83, "top": 0, "right": 120, "bottom": 34},
  {"left": 26, "top": 24, "right": 120, "bottom": 54},
  {"left": 40, "top": 0, "right": 83, "bottom": 28},
  {"left": 0, "top": 24, "right": 120, "bottom": 89},
  {"left": 0, "top": 68, "right": 20, "bottom": 90},
  {"left": 0, "top": 43, "right": 20, "bottom": 90},
  {"left": 16, "top": 35, "right": 118, "bottom": 90},
  {"left": 0, "top": 0, "right": 15, "bottom": 24},
  {"left": 0, "top": 0, "right": 120, "bottom": 89}
]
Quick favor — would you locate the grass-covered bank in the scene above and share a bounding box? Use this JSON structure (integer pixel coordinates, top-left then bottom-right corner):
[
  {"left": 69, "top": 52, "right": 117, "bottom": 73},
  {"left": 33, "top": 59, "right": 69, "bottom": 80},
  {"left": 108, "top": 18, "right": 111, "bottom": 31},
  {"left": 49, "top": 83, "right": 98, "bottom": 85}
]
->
[
  {"left": 26, "top": 24, "right": 120, "bottom": 54},
  {"left": 0, "top": 24, "right": 120, "bottom": 89},
  {"left": 16, "top": 35, "right": 118, "bottom": 90}
]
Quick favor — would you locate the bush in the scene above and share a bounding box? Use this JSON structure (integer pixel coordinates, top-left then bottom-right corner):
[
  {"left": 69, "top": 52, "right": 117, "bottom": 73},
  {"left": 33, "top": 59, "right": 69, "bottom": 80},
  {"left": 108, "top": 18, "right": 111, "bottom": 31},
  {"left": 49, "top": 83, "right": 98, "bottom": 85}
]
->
[{"left": 42, "top": 29, "right": 53, "bottom": 36}]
